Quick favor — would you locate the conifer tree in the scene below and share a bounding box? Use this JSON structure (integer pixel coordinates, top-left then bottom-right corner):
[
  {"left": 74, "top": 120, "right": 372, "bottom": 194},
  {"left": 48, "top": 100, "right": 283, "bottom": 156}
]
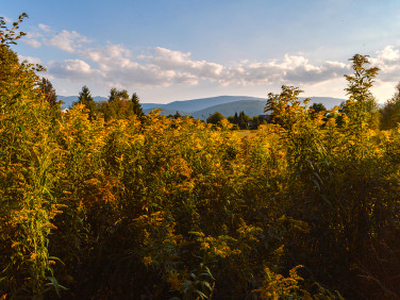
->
[
  {"left": 130, "top": 92, "right": 144, "bottom": 118},
  {"left": 78, "top": 85, "right": 94, "bottom": 103},
  {"left": 74, "top": 85, "right": 97, "bottom": 120},
  {"left": 239, "top": 111, "right": 250, "bottom": 129},
  {"left": 173, "top": 111, "right": 181, "bottom": 118},
  {"left": 39, "top": 77, "right": 58, "bottom": 107}
]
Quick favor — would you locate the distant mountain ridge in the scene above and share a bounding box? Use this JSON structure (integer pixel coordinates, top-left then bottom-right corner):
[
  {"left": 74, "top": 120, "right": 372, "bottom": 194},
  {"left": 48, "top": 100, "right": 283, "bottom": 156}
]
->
[
  {"left": 154, "top": 96, "right": 266, "bottom": 112},
  {"left": 143, "top": 96, "right": 345, "bottom": 120},
  {"left": 58, "top": 95, "right": 345, "bottom": 120}
]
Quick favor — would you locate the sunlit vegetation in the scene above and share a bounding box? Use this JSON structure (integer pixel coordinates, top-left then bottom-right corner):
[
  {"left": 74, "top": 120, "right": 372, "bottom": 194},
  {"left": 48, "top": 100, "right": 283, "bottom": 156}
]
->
[{"left": 2, "top": 14, "right": 400, "bottom": 299}]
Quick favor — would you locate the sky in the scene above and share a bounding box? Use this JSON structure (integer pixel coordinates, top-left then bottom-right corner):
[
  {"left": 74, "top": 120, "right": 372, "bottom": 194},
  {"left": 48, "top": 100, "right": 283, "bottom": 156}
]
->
[{"left": 2, "top": 0, "right": 400, "bottom": 104}]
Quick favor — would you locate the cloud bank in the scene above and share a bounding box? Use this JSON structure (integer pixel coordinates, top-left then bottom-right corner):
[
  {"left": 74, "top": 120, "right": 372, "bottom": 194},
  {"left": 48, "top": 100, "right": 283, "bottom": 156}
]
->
[
  {"left": 23, "top": 24, "right": 400, "bottom": 98},
  {"left": 25, "top": 24, "right": 91, "bottom": 53}
]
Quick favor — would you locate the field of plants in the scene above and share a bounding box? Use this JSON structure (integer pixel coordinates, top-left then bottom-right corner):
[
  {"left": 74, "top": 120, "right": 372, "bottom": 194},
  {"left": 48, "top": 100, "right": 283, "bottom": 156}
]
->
[{"left": 2, "top": 15, "right": 400, "bottom": 299}]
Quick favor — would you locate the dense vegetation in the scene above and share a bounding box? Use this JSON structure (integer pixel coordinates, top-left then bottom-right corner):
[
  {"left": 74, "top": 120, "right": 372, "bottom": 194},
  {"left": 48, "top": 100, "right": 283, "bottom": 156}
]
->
[{"left": 2, "top": 14, "right": 400, "bottom": 299}]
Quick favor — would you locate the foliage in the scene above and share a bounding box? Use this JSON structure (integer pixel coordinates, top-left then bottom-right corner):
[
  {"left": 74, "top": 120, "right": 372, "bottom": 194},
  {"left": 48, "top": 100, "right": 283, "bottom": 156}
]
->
[
  {"left": 228, "top": 111, "right": 251, "bottom": 129},
  {"left": 309, "top": 102, "right": 326, "bottom": 113},
  {"left": 0, "top": 13, "right": 27, "bottom": 46},
  {"left": 108, "top": 87, "right": 129, "bottom": 103},
  {"left": 265, "top": 85, "right": 310, "bottom": 130},
  {"left": 38, "top": 78, "right": 58, "bottom": 107},
  {"left": 98, "top": 87, "right": 144, "bottom": 122},
  {"left": 253, "top": 266, "right": 310, "bottom": 299},
  {"left": 73, "top": 85, "right": 97, "bottom": 120},
  {"left": 0, "top": 14, "right": 65, "bottom": 298},
  {"left": 206, "top": 111, "right": 226, "bottom": 125},
  {"left": 344, "top": 54, "right": 380, "bottom": 130},
  {"left": 130, "top": 92, "right": 144, "bottom": 119}
]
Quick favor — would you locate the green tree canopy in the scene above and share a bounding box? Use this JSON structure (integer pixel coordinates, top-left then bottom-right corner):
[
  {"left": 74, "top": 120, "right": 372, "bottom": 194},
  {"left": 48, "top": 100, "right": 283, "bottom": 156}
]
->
[
  {"left": 108, "top": 88, "right": 129, "bottom": 102},
  {"left": 99, "top": 88, "right": 143, "bottom": 121},
  {"left": 206, "top": 111, "right": 225, "bottom": 125},
  {"left": 309, "top": 102, "right": 326, "bottom": 114},
  {"left": 228, "top": 111, "right": 250, "bottom": 129}
]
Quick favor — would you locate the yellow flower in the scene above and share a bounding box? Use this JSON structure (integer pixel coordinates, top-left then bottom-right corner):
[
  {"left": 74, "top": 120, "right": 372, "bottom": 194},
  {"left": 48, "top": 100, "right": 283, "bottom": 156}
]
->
[{"left": 142, "top": 256, "right": 153, "bottom": 266}]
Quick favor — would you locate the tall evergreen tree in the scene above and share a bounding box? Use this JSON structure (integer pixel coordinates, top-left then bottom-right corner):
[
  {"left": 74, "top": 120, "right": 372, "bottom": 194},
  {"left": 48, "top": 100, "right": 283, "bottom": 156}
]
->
[
  {"left": 238, "top": 111, "right": 250, "bottom": 129},
  {"left": 39, "top": 78, "right": 58, "bottom": 107},
  {"left": 130, "top": 92, "right": 144, "bottom": 118},
  {"left": 108, "top": 88, "right": 118, "bottom": 103},
  {"left": 74, "top": 85, "right": 97, "bottom": 120},
  {"left": 78, "top": 85, "right": 93, "bottom": 102}
]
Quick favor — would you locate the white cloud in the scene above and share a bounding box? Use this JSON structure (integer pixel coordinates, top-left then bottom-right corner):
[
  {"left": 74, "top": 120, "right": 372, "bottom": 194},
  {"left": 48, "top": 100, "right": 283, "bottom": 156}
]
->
[
  {"left": 24, "top": 24, "right": 91, "bottom": 53},
  {"left": 45, "top": 29, "right": 91, "bottom": 53},
  {"left": 141, "top": 47, "right": 224, "bottom": 80},
  {"left": 48, "top": 59, "right": 100, "bottom": 81},
  {"left": 135, "top": 48, "right": 348, "bottom": 87},
  {"left": 283, "top": 60, "right": 348, "bottom": 84},
  {"left": 217, "top": 55, "right": 348, "bottom": 87},
  {"left": 370, "top": 46, "right": 400, "bottom": 82},
  {"left": 78, "top": 45, "right": 201, "bottom": 87},
  {"left": 377, "top": 46, "right": 400, "bottom": 62}
]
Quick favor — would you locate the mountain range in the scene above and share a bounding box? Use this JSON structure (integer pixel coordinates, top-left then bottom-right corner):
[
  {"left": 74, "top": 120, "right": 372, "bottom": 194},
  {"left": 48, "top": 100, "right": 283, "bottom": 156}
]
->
[{"left": 58, "top": 95, "right": 345, "bottom": 120}]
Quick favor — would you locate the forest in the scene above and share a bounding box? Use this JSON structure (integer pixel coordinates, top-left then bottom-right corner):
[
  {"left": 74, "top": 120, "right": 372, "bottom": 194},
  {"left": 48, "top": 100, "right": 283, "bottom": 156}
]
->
[{"left": 2, "top": 14, "right": 400, "bottom": 299}]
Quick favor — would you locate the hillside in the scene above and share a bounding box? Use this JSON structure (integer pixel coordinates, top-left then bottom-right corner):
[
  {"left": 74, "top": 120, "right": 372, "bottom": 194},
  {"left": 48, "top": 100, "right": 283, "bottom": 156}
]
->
[
  {"left": 158, "top": 95, "right": 266, "bottom": 112},
  {"left": 191, "top": 100, "right": 266, "bottom": 119}
]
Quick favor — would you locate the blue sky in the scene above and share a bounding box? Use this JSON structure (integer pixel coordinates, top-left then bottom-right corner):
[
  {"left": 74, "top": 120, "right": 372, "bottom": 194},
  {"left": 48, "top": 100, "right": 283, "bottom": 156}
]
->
[{"left": 2, "top": 0, "right": 400, "bottom": 103}]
